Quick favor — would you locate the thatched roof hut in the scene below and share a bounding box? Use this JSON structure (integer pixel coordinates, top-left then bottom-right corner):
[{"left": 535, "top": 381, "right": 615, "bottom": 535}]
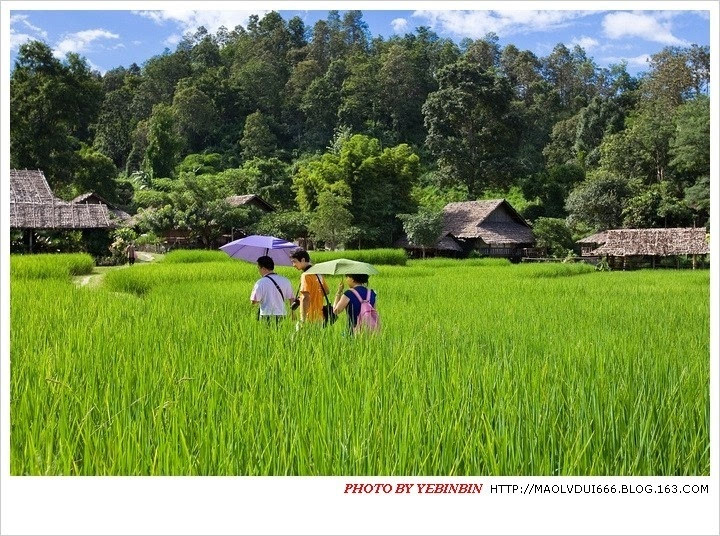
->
[
  {"left": 396, "top": 199, "right": 534, "bottom": 258},
  {"left": 442, "top": 200, "right": 533, "bottom": 244},
  {"left": 72, "top": 192, "right": 132, "bottom": 222},
  {"left": 225, "top": 194, "right": 274, "bottom": 212},
  {"left": 10, "top": 170, "right": 119, "bottom": 230},
  {"left": 592, "top": 228, "right": 709, "bottom": 257}
]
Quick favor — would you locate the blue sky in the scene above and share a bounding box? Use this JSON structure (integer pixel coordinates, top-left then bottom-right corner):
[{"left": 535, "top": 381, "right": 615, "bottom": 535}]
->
[{"left": 9, "top": 9, "right": 710, "bottom": 75}]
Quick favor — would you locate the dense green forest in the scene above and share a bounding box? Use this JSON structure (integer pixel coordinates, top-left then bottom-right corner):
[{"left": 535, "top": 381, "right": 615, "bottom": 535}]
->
[{"left": 10, "top": 10, "right": 710, "bottom": 251}]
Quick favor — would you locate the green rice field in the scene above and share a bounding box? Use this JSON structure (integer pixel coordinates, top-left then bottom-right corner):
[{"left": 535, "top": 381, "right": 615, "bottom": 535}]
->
[{"left": 10, "top": 252, "right": 709, "bottom": 475}]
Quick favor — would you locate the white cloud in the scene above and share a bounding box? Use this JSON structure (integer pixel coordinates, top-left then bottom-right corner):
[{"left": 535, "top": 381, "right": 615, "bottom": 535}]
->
[
  {"left": 11, "top": 14, "right": 48, "bottom": 38},
  {"left": 53, "top": 28, "right": 120, "bottom": 58},
  {"left": 571, "top": 36, "right": 599, "bottom": 50},
  {"left": 10, "top": 31, "right": 34, "bottom": 50},
  {"left": 132, "top": 40, "right": 142, "bottom": 46},
  {"left": 132, "top": 10, "right": 268, "bottom": 36},
  {"left": 412, "top": 10, "right": 595, "bottom": 39},
  {"left": 391, "top": 18, "right": 408, "bottom": 34},
  {"left": 10, "top": 14, "right": 48, "bottom": 50},
  {"left": 164, "top": 34, "right": 182, "bottom": 47},
  {"left": 602, "top": 53, "right": 651, "bottom": 68},
  {"left": 602, "top": 12, "right": 688, "bottom": 46}
]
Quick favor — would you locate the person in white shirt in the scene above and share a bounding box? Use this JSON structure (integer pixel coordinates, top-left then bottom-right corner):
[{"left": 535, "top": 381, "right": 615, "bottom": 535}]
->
[{"left": 250, "top": 256, "right": 295, "bottom": 324}]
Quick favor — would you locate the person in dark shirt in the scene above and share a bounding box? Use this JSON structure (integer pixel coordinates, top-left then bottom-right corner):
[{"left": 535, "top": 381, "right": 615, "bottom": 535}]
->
[{"left": 332, "top": 273, "right": 377, "bottom": 331}]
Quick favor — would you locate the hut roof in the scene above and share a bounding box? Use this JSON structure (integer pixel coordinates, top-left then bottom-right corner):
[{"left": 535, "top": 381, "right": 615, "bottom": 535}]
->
[
  {"left": 443, "top": 200, "right": 533, "bottom": 243},
  {"left": 577, "top": 231, "right": 609, "bottom": 245},
  {"left": 476, "top": 222, "right": 535, "bottom": 244},
  {"left": 226, "top": 194, "right": 274, "bottom": 212},
  {"left": 10, "top": 169, "right": 56, "bottom": 203},
  {"left": 11, "top": 200, "right": 118, "bottom": 229},
  {"left": 592, "top": 228, "right": 709, "bottom": 256},
  {"left": 72, "top": 192, "right": 132, "bottom": 222},
  {"left": 10, "top": 169, "right": 119, "bottom": 229}
]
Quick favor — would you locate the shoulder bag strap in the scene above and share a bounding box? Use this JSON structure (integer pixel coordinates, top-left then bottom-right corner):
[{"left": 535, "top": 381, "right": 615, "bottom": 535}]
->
[
  {"left": 316, "top": 275, "right": 331, "bottom": 307},
  {"left": 264, "top": 274, "right": 285, "bottom": 301}
]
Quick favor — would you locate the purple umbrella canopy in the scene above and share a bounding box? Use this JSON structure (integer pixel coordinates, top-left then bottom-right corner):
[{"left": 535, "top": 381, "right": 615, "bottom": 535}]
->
[{"left": 220, "top": 234, "right": 297, "bottom": 266}]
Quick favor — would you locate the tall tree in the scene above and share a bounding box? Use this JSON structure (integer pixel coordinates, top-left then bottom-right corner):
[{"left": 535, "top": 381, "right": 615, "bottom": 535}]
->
[
  {"left": 239, "top": 111, "right": 278, "bottom": 160},
  {"left": 11, "top": 41, "right": 103, "bottom": 190},
  {"left": 565, "top": 171, "right": 631, "bottom": 231},
  {"left": 143, "top": 103, "right": 182, "bottom": 178},
  {"left": 423, "top": 59, "right": 521, "bottom": 197}
]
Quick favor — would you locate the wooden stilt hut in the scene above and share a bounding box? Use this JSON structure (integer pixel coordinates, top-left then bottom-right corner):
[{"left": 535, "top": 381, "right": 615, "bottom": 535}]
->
[{"left": 590, "top": 228, "right": 709, "bottom": 269}]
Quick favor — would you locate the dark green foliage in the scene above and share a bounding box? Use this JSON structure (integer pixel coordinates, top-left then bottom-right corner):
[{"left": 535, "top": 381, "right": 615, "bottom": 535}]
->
[
  {"left": 423, "top": 59, "right": 521, "bottom": 197},
  {"left": 566, "top": 171, "right": 632, "bottom": 231},
  {"left": 9, "top": 17, "right": 709, "bottom": 254},
  {"left": 521, "top": 164, "right": 585, "bottom": 218},
  {"left": 240, "top": 111, "right": 278, "bottom": 160},
  {"left": 73, "top": 144, "right": 118, "bottom": 201},
  {"left": 256, "top": 210, "right": 310, "bottom": 242},
  {"left": 669, "top": 96, "right": 710, "bottom": 178},
  {"left": 11, "top": 42, "right": 103, "bottom": 189},
  {"left": 143, "top": 103, "right": 182, "bottom": 178},
  {"left": 532, "top": 218, "right": 575, "bottom": 257},
  {"left": 622, "top": 182, "right": 691, "bottom": 228}
]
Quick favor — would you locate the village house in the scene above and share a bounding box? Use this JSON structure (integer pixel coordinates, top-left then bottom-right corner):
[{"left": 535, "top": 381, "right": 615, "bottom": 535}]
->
[
  {"left": 10, "top": 169, "right": 121, "bottom": 252},
  {"left": 579, "top": 228, "right": 709, "bottom": 269},
  {"left": 396, "top": 199, "right": 535, "bottom": 260}
]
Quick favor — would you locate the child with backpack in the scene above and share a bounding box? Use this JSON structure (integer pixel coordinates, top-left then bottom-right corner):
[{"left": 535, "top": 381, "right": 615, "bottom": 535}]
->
[{"left": 332, "top": 273, "right": 380, "bottom": 335}]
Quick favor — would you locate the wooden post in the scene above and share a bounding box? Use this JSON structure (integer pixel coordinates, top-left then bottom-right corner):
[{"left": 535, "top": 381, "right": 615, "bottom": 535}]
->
[
  {"left": 28, "top": 229, "right": 33, "bottom": 253},
  {"left": 652, "top": 256, "right": 655, "bottom": 269},
  {"left": 675, "top": 256, "right": 680, "bottom": 269},
  {"left": 622, "top": 256, "right": 626, "bottom": 271},
  {"left": 692, "top": 254, "right": 697, "bottom": 270}
]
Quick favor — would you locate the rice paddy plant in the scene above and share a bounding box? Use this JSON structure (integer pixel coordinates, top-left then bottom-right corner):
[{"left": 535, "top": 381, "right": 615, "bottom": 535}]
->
[
  {"left": 310, "top": 248, "right": 407, "bottom": 266},
  {"left": 162, "top": 250, "right": 232, "bottom": 263},
  {"left": 10, "top": 253, "right": 94, "bottom": 279},
  {"left": 515, "top": 262, "right": 596, "bottom": 278},
  {"left": 10, "top": 255, "right": 709, "bottom": 476}
]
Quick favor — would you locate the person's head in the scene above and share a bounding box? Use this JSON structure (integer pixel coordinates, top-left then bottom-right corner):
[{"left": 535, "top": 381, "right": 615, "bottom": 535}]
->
[
  {"left": 346, "top": 273, "right": 369, "bottom": 287},
  {"left": 290, "top": 249, "right": 311, "bottom": 271},
  {"left": 257, "top": 256, "right": 274, "bottom": 274}
]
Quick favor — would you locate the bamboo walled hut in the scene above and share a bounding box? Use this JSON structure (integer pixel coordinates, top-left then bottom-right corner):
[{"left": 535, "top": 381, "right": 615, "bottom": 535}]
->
[
  {"left": 396, "top": 199, "right": 535, "bottom": 260},
  {"left": 582, "top": 228, "right": 709, "bottom": 269},
  {"left": 10, "top": 169, "right": 121, "bottom": 252}
]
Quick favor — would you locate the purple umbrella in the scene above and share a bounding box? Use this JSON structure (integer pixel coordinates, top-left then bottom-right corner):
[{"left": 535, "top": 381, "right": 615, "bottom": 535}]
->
[{"left": 220, "top": 235, "right": 297, "bottom": 266}]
